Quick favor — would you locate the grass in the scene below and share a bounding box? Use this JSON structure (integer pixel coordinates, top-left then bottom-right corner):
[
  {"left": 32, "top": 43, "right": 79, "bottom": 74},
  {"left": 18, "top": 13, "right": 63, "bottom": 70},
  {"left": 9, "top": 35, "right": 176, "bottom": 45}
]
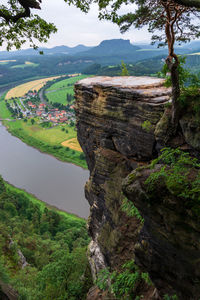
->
[
  {"left": 46, "top": 75, "right": 87, "bottom": 91},
  {"left": 46, "top": 75, "right": 88, "bottom": 104},
  {"left": 46, "top": 88, "right": 74, "bottom": 104},
  {"left": 5, "top": 76, "right": 62, "bottom": 99},
  {"left": 18, "top": 121, "right": 75, "bottom": 145},
  {"left": 0, "top": 96, "right": 12, "bottom": 119},
  {"left": 5, "top": 181, "right": 85, "bottom": 222}
]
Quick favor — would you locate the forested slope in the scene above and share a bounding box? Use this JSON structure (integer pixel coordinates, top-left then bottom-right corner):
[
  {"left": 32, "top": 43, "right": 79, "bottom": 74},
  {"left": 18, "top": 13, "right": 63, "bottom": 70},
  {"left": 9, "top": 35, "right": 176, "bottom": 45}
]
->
[{"left": 0, "top": 177, "right": 92, "bottom": 299}]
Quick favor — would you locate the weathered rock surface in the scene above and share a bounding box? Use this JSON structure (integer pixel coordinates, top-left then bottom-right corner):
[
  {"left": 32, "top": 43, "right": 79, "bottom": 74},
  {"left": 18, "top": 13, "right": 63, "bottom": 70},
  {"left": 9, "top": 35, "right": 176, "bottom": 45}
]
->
[
  {"left": 75, "top": 76, "right": 200, "bottom": 299},
  {"left": 123, "top": 166, "right": 200, "bottom": 299},
  {"left": 75, "top": 76, "right": 171, "bottom": 163}
]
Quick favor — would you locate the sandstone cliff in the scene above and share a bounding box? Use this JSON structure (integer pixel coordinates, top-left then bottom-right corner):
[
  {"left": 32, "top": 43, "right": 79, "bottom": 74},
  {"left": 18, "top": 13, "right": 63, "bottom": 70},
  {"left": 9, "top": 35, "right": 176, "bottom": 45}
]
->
[{"left": 75, "top": 76, "right": 200, "bottom": 299}]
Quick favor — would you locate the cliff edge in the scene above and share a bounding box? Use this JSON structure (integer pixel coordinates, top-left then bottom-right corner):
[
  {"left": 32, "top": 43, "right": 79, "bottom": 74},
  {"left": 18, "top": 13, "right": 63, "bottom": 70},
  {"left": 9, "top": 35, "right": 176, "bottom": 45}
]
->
[{"left": 75, "top": 76, "right": 200, "bottom": 299}]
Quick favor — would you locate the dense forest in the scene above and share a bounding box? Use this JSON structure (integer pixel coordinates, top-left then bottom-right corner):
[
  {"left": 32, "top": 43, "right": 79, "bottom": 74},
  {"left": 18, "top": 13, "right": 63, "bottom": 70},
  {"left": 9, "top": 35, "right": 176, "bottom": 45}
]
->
[{"left": 0, "top": 176, "right": 92, "bottom": 299}]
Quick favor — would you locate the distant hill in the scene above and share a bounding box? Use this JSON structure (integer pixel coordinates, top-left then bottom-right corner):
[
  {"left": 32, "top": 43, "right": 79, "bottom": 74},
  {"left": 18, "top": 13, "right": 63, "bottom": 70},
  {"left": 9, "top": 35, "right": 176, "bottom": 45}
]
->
[
  {"left": 0, "top": 45, "right": 92, "bottom": 59},
  {"left": 1, "top": 38, "right": 200, "bottom": 89},
  {"left": 77, "top": 39, "right": 140, "bottom": 57},
  {"left": 1, "top": 38, "right": 200, "bottom": 60}
]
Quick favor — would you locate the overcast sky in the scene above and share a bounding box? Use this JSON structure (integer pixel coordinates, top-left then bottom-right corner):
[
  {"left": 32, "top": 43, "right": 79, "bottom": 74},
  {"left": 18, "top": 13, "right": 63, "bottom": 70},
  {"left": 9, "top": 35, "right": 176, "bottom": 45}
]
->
[{"left": 31, "top": 0, "right": 152, "bottom": 48}]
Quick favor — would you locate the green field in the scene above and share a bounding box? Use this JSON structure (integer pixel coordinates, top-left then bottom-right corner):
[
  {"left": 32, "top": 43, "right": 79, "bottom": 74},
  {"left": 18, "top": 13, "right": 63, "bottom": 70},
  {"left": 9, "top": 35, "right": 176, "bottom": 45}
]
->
[
  {"left": 46, "top": 75, "right": 88, "bottom": 104},
  {"left": 0, "top": 97, "right": 12, "bottom": 119},
  {"left": 46, "top": 75, "right": 87, "bottom": 91},
  {"left": 46, "top": 88, "right": 74, "bottom": 104}
]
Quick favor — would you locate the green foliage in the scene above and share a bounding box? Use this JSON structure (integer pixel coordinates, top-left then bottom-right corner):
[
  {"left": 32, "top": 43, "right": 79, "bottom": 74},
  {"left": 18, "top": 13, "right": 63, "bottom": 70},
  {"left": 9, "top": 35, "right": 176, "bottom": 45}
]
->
[
  {"left": 96, "top": 268, "right": 110, "bottom": 291},
  {"left": 79, "top": 153, "right": 86, "bottom": 160},
  {"left": 145, "top": 148, "right": 200, "bottom": 212},
  {"left": 0, "top": 1, "right": 57, "bottom": 50},
  {"left": 0, "top": 258, "right": 9, "bottom": 283},
  {"left": 164, "top": 294, "right": 179, "bottom": 300},
  {"left": 121, "top": 198, "right": 144, "bottom": 223},
  {"left": 141, "top": 272, "right": 152, "bottom": 286},
  {"left": 96, "top": 261, "right": 152, "bottom": 299},
  {"left": 158, "top": 56, "right": 191, "bottom": 88},
  {"left": 40, "top": 121, "right": 51, "bottom": 128},
  {"left": 0, "top": 176, "right": 92, "bottom": 299},
  {"left": 121, "top": 60, "right": 129, "bottom": 76},
  {"left": 141, "top": 120, "right": 153, "bottom": 132},
  {"left": 158, "top": 56, "right": 200, "bottom": 112}
]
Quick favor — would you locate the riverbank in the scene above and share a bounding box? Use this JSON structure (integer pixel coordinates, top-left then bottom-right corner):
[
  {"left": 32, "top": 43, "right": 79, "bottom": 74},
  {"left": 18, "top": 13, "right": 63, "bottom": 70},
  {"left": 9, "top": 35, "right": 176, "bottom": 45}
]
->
[
  {"left": 0, "top": 95, "right": 87, "bottom": 169},
  {"left": 0, "top": 122, "right": 89, "bottom": 218},
  {"left": 5, "top": 179, "right": 86, "bottom": 222}
]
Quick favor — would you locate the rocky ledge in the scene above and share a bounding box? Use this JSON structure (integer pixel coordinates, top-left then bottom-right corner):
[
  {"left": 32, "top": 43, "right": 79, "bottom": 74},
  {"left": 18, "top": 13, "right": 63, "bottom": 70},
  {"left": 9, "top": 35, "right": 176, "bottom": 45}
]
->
[{"left": 75, "top": 76, "right": 199, "bottom": 299}]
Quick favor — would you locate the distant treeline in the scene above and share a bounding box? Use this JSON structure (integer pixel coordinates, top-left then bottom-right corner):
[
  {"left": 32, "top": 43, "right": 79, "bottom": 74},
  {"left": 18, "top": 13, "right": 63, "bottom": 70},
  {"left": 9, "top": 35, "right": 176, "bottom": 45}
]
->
[
  {"left": 83, "top": 55, "right": 200, "bottom": 77},
  {"left": 1, "top": 52, "right": 200, "bottom": 88}
]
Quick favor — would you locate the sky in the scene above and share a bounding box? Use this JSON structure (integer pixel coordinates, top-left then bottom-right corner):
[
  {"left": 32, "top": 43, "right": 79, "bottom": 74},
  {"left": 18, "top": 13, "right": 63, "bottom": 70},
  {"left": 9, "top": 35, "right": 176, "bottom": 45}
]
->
[{"left": 30, "top": 0, "right": 152, "bottom": 48}]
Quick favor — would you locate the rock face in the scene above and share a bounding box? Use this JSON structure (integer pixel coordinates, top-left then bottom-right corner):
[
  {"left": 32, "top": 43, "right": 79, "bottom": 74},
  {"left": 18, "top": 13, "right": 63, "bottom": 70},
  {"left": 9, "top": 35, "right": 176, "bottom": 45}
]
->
[
  {"left": 123, "top": 166, "right": 200, "bottom": 299},
  {"left": 75, "top": 76, "right": 199, "bottom": 299}
]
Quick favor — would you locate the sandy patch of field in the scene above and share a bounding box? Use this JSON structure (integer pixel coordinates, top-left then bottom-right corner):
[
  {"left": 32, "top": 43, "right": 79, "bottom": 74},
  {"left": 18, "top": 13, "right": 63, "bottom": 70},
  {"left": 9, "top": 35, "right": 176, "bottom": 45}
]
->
[
  {"left": 0, "top": 60, "right": 16, "bottom": 63},
  {"left": 5, "top": 76, "right": 61, "bottom": 99},
  {"left": 187, "top": 52, "right": 200, "bottom": 56},
  {"left": 61, "top": 138, "right": 83, "bottom": 152}
]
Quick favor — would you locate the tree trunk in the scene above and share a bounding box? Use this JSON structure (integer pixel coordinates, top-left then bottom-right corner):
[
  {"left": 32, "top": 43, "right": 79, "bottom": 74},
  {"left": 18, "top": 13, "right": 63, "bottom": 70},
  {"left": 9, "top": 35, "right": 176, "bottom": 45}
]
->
[
  {"left": 166, "top": 55, "right": 181, "bottom": 132},
  {"left": 170, "top": 62, "right": 181, "bottom": 126}
]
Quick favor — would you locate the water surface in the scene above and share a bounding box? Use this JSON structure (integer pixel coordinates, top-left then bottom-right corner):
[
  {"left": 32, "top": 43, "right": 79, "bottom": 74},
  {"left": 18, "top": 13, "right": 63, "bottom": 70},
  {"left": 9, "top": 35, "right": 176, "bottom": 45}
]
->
[{"left": 0, "top": 123, "right": 90, "bottom": 218}]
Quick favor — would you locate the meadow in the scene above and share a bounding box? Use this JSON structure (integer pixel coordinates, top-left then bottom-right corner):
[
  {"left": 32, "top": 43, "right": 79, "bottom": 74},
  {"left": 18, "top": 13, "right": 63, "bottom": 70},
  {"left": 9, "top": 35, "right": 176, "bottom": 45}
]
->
[
  {"left": 46, "top": 75, "right": 88, "bottom": 104},
  {"left": 5, "top": 76, "right": 61, "bottom": 99},
  {"left": 0, "top": 94, "right": 12, "bottom": 119}
]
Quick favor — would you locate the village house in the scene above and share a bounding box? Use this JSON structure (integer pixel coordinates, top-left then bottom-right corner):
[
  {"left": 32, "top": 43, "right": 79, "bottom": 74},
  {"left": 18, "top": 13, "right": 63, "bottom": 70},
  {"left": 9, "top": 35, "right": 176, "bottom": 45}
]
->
[{"left": 39, "top": 103, "right": 46, "bottom": 110}]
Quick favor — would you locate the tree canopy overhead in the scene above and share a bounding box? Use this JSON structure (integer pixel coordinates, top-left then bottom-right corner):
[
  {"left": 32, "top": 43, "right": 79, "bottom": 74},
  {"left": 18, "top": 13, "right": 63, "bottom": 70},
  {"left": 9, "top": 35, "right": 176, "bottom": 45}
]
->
[{"left": 0, "top": 0, "right": 57, "bottom": 50}]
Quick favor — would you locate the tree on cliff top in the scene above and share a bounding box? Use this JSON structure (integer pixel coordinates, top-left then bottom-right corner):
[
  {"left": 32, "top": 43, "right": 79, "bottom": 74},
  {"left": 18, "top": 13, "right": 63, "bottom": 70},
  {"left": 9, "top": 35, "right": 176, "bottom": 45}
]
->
[
  {"left": 0, "top": 0, "right": 57, "bottom": 50},
  {"left": 67, "top": 0, "right": 200, "bottom": 128},
  {"left": 116, "top": 0, "right": 200, "bottom": 126},
  {"left": 1, "top": 0, "right": 200, "bottom": 128}
]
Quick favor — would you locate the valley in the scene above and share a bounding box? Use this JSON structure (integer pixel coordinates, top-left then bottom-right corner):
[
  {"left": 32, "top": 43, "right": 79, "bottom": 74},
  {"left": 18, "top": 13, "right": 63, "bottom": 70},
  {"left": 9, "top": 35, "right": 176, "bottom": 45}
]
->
[
  {"left": 1, "top": 37, "right": 200, "bottom": 300},
  {"left": 0, "top": 75, "right": 88, "bottom": 168}
]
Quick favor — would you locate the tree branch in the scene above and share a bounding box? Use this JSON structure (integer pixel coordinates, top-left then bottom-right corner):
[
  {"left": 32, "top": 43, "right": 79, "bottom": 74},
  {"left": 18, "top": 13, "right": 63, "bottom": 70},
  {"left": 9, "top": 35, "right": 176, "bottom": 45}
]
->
[
  {"left": 0, "top": 0, "right": 41, "bottom": 23},
  {"left": 173, "top": 0, "right": 200, "bottom": 8}
]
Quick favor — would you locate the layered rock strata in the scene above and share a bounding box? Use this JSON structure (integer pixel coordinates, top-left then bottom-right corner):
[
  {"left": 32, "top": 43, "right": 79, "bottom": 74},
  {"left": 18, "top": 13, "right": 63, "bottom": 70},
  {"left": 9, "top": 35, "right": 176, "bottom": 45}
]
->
[{"left": 75, "top": 76, "right": 199, "bottom": 299}]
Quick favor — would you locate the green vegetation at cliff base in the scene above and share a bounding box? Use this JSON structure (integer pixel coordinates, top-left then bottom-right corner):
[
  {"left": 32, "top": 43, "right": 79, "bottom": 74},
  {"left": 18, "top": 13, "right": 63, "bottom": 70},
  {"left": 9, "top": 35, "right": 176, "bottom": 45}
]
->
[{"left": 0, "top": 176, "right": 92, "bottom": 299}]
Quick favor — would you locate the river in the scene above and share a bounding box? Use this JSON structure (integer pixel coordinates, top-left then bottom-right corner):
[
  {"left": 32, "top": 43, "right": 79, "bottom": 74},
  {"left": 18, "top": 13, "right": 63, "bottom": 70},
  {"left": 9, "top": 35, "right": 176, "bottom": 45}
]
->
[{"left": 0, "top": 122, "right": 90, "bottom": 219}]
